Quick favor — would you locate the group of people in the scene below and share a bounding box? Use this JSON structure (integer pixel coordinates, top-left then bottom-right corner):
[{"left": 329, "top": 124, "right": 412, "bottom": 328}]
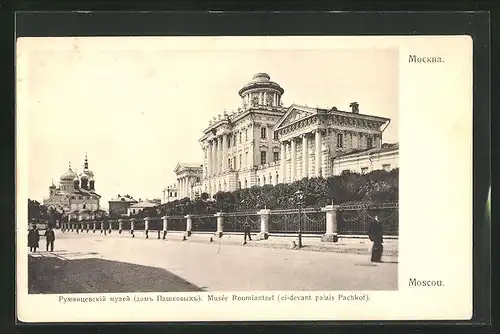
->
[{"left": 28, "top": 225, "right": 56, "bottom": 252}]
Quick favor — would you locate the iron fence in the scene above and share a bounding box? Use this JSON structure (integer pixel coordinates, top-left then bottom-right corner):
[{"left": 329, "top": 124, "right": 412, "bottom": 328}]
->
[
  {"left": 167, "top": 216, "right": 185, "bottom": 231},
  {"left": 191, "top": 214, "right": 217, "bottom": 232},
  {"left": 224, "top": 213, "right": 260, "bottom": 232},
  {"left": 268, "top": 208, "right": 326, "bottom": 234},
  {"left": 337, "top": 202, "right": 398, "bottom": 236}
]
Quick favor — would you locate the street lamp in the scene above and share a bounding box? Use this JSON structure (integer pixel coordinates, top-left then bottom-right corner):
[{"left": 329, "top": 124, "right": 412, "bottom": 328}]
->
[{"left": 294, "top": 190, "right": 305, "bottom": 248}]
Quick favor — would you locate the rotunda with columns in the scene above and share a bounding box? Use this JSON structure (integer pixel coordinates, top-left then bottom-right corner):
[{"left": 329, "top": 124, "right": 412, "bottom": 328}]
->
[{"left": 173, "top": 73, "right": 398, "bottom": 199}]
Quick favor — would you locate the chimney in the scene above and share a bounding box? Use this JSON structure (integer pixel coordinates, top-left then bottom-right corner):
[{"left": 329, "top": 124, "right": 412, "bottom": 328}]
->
[{"left": 349, "top": 102, "right": 359, "bottom": 113}]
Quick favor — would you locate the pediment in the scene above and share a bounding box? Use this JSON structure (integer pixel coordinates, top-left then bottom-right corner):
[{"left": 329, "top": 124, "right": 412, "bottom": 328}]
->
[{"left": 274, "top": 104, "right": 317, "bottom": 130}]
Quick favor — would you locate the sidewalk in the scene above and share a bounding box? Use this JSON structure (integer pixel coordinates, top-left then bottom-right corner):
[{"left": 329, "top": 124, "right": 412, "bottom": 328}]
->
[{"left": 60, "top": 229, "right": 398, "bottom": 257}]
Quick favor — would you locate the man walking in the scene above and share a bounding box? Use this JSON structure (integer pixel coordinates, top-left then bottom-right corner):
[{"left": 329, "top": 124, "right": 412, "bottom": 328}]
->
[
  {"left": 368, "top": 215, "right": 383, "bottom": 262},
  {"left": 45, "top": 227, "right": 56, "bottom": 252},
  {"left": 243, "top": 221, "right": 252, "bottom": 245}
]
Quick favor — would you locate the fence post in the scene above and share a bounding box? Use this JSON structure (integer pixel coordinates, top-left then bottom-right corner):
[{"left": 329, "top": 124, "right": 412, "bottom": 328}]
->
[
  {"left": 118, "top": 219, "right": 123, "bottom": 234},
  {"left": 162, "top": 216, "right": 168, "bottom": 239},
  {"left": 185, "top": 214, "right": 192, "bottom": 237},
  {"left": 258, "top": 209, "right": 271, "bottom": 240},
  {"left": 214, "top": 212, "right": 224, "bottom": 238},
  {"left": 144, "top": 217, "right": 149, "bottom": 238},
  {"left": 321, "top": 205, "right": 339, "bottom": 242},
  {"left": 86, "top": 222, "right": 90, "bottom": 233},
  {"left": 130, "top": 218, "right": 135, "bottom": 237}
]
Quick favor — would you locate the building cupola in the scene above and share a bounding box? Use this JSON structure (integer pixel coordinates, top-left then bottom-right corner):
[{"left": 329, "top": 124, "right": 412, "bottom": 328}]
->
[{"left": 238, "top": 73, "right": 285, "bottom": 109}]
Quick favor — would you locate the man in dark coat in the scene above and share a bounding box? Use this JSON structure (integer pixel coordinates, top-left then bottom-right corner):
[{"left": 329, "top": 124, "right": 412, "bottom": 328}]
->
[
  {"left": 45, "top": 227, "right": 56, "bottom": 252},
  {"left": 243, "top": 221, "right": 252, "bottom": 244},
  {"left": 368, "top": 215, "right": 383, "bottom": 262},
  {"left": 28, "top": 226, "right": 40, "bottom": 252}
]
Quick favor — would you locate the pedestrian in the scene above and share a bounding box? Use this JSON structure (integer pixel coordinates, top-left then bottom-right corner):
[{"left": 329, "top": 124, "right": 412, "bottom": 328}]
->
[
  {"left": 28, "top": 225, "right": 40, "bottom": 252},
  {"left": 243, "top": 221, "right": 252, "bottom": 245},
  {"left": 44, "top": 226, "right": 56, "bottom": 252},
  {"left": 368, "top": 215, "right": 384, "bottom": 262}
]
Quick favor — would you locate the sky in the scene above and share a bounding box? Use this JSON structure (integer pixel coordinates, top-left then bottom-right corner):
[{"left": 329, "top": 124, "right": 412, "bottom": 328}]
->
[{"left": 18, "top": 37, "right": 399, "bottom": 205}]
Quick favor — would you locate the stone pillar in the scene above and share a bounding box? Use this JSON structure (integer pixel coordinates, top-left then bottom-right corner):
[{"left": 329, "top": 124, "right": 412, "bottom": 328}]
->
[
  {"left": 291, "top": 138, "right": 297, "bottom": 181},
  {"left": 130, "top": 218, "right": 135, "bottom": 237},
  {"left": 93, "top": 222, "right": 96, "bottom": 233},
  {"left": 162, "top": 216, "right": 168, "bottom": 239},
  {"left": 212, "top": 138, "right": 217, "bottom": 176},
  {"left": 100, "top": 222, "right": 104, "bottom": 232},
  {"left": 321, "top": 205, "right": 339, "bottom": 242},
  {"left": 315, "top": 130, "right": 322, "bottom": 177},
  {"left": 280, "top": 141, "right": 286, "bottom": 183},
  {"left": 118, "top": 219, "right": 123, "bottom": 234},
  {"left": 302, "top": 134, "right": 309, "bottom": 178},
  {"left": 144, "top": 217, "right": 150, "bottom": 238},
  {"left": 207, "top": 143, "right": 212, "bottom": 177},
  {"left": 86, "top": 222, "right": 90, "bottom": 232},
  {"left": 218, "top": 136, "right": 223, "bottom": 174},
  {"left": 258, "top": 209, "right": 270, "bottom": 240},
  {"left": 185, "top": 214, "right": 192, "bottom": 237},
  {"left": 222, "top": 134, "right": 228, "bottom": 172},
  {"left": 214, "top": 212, "right": 224, "bottom": 237},
  {"left": 178, "top": 179, "right": 182, "bottom": 198}
]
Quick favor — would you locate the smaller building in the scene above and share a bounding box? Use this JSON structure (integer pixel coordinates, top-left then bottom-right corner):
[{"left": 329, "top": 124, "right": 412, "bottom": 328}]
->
[
  {"left": 332, "top": 142, "right": 399, "bottom": 175},
  {"left": 108, "top": 194, "right": 138, "bottom": 218},
  {"left": 162, "top": 184, "right": 179, "bottom": 204},
  {"left": 174, "top": 162, "right": 203, "bottom": 200},
  {"left": 128, "top": 200, "right": 158, "bottom": 216}
]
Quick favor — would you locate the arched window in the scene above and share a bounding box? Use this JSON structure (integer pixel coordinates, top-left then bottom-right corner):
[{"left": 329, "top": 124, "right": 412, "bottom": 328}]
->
[
  {"left": 244, "top": 179, "right": 248, "bottom": 188},
  {"left": 263, "top": 176, "right": 266, "bottom": 185}
]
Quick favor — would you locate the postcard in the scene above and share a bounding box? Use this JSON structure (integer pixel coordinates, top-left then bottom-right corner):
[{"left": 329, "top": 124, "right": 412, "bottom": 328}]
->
[{"left": 16, "top": 35, "right": 472, "bottom": 322}]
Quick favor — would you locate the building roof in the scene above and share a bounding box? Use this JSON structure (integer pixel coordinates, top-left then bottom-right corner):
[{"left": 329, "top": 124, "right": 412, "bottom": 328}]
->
[
  {"left": 334, "top": 143, "right": 399, "bottom": 159},
  {"left": 109, "top": 195, "right": 138, "bottom": 203},
  {"left": 129, "top": 201, "right": 158, "bottom": 209}
]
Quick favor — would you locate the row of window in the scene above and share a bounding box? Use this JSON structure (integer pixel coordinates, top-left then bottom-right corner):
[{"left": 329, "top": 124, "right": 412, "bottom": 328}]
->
[
  {"left": 336, "top": 133, "right": 374, "bottom": 149},
  {"left": 343, "top": 164, "right": 391, "bottom": 175}
]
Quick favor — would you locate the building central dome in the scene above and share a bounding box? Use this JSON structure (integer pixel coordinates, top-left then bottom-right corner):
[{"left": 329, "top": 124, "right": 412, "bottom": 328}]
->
[{"left": 238, "top": 73, "right": 285, "bottom": 109}]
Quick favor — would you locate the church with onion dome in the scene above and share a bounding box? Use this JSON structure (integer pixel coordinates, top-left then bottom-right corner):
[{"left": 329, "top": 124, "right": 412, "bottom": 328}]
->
[{"left": 43, "top": 154, "right": 101, "bottom": 220}]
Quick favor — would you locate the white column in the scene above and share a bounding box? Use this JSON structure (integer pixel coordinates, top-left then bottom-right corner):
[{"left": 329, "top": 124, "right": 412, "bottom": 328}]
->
[
  {"left": 302, "top": 134, "right": 309, "bottom": 178},
  {"left": 291, "top": 138, "right": 297, "bottom": 182},
  {"left": 258, "top": 209, "right": 270, "bottom": 239},
  {"left": 218, "top": 136, "right": 222, "bottom": 174},
  {"left": 259, "top": 92, "right": 263, "bottom": 105},
  {"left": 321, "top": 205, "right": 339, "bottom": 242},
  {"left": 280, "top": 141, "right": 286, "bottom": 183},
  {"left": 212, "top": 139, "right": 217, "bottom": 176},
  {"left": 315, "top": 130, "right": 322, "bottom": 177},
  {"left": 222, "top": 133, "right": 228, "bottom": 172},
  {"left": 162, "top": 216, "right": 168, "bottom": 231},
  {"left": 185, "top": 214, "right": 192, "bottom": 233},
  {"left": 176, "top": 179, "right": 180, "bottom": 198},
  {"left": 263, "top": 91, "right": 267, "bottom": 105},
  {"left": 215, "top": 212, "right": 224, "bottom": 236},
  {"left": 207, "top": 143, "right": 212, "bottom": 177}
]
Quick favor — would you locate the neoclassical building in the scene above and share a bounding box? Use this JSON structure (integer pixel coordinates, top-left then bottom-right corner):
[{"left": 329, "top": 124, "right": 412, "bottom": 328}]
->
[
  {"left": 172, "top": 73, "right": 398, "bottom": 199},
  {"left": 43, "top": 154, "right": 101, "bottom": 219}
]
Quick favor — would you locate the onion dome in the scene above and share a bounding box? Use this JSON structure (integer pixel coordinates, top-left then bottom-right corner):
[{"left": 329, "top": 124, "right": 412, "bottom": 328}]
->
[
  {"left": 60, "top": 163, "right": 77, "bottom": 181},
  {"left": 80, "top": 173, "right": 88, "bottom": 181},
  {"left": 49, "top": 180, "right": 56, "bottom": 189}
]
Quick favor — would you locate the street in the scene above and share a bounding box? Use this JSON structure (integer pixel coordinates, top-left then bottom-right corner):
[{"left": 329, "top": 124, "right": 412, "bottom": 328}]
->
[{"left": 28, "top": 231, "right": 398, "bottom": 292}]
